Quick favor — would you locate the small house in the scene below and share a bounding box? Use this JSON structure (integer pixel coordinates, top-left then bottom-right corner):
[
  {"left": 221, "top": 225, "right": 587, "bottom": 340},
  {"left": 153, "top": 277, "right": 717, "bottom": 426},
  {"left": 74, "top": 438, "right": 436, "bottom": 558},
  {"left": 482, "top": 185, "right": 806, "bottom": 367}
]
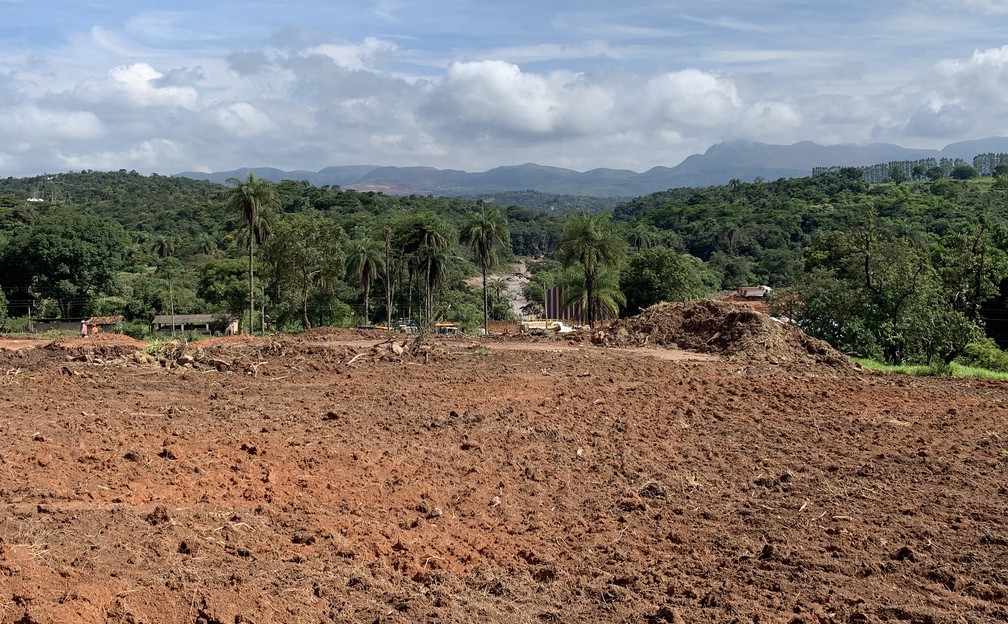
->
[{"left": 151, "top": 314, "right": 231, "bottom": 334}]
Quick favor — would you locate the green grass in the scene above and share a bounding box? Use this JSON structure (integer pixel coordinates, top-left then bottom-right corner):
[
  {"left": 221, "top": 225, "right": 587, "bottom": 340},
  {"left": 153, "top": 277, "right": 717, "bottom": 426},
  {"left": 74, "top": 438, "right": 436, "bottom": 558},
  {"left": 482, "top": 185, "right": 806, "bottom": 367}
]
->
[{"left": 854, "top": 358, "right": 1008, "bottom": 381}]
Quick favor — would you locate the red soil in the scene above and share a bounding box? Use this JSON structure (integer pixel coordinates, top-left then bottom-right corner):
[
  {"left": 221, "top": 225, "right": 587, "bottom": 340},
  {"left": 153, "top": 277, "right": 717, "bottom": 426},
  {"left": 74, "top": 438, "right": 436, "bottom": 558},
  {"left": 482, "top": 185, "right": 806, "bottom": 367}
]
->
[{"left": 0, "top": 312, "right": 1005, "bottom": 623}]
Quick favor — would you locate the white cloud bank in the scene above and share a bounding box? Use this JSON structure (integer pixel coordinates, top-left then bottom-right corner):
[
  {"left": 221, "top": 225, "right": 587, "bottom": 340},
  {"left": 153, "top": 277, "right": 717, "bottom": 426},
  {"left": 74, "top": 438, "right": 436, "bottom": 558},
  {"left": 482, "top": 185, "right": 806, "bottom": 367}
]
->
[{"left": 1, "top": 14, "right": 1007, "bottom": 177}]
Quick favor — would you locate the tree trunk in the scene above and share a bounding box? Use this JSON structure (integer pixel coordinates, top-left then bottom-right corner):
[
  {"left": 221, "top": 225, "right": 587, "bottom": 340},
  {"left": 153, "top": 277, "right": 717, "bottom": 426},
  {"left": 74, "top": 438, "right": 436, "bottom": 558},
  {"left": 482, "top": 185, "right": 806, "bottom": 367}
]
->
[
  {"left": 363, "top": 280, "right": 371, "bottom": 324},
  {"left": 384, "top": 228, "right": 393, "bottom": 330},
  {"left": 248, "top": 241, "right": 255, "bottom": 335},
  {"left": 482, "top": 268, "right": 489, "bottom": 335},
  {"left": 301, "top": 280, "right": 311, "bottom": 331}
]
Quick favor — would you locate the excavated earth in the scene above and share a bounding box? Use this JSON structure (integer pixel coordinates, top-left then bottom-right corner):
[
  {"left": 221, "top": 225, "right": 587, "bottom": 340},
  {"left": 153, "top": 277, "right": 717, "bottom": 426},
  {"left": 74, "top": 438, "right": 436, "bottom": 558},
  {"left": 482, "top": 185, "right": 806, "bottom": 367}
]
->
[{"left": 1, "top": 305, "right": 1007, "bottom": 623}]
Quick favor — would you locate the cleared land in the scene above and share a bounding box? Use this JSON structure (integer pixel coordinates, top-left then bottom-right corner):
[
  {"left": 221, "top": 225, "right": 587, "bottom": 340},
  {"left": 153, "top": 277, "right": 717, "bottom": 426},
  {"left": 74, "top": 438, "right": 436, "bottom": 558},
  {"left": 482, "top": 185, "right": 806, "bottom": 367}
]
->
[{"left": 0, "top": 305, "right": 1006, "bottom": 623}]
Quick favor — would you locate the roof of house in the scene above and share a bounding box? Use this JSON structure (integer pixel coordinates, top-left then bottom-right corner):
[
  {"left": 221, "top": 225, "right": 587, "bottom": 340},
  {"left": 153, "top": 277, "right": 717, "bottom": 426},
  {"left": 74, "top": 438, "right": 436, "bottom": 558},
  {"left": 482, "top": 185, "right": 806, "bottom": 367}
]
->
[
  {"left": 151, "top": 314, "right": 230, "bottom": 325},
  {"left": 84, "top": 315, "right": 124, "bottom": 325}
]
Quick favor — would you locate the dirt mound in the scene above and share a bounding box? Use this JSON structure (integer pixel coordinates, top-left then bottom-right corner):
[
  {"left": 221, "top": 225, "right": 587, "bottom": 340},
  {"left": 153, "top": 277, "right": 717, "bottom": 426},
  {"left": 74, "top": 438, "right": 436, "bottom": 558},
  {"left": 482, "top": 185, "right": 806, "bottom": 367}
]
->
[
  {"left": 594, "top": 300, "right": 852, "bottom": 369},
  {"left": 42, "top": 334, "right": 145, "bottom": 361},
  {"left": 292, "top": 326, "right": 383, "bottom": 341}
]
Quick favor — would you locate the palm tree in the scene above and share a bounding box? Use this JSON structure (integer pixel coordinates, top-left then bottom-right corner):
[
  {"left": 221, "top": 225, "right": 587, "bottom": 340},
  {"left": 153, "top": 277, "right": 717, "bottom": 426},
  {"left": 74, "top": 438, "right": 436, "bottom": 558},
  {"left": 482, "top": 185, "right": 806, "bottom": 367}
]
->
[
  {"left": 461, "top": 206, "right": 509, "bottom": 335},
  {"left": 488, "top": 277, "right": 511, "bottom": 317},
  {"left": 346, "top": 236, "right": 385, "bottom": 324},
  {"left": 559, "top": 212, "right": 627, "bottom": 326},
  {"left": 626, "top": 225, "right": 655, "bottom": 251},
  {"left": 406, "top": 215, "right": 454, "bottom": 325},
  {"left": 225, "top": 173, "right": 278, "bottom": 334},
  {"left": 152, "top": 235, "right": 175, "bottom": 259},
  {"left": 560, "top": 264, "right": 625, "bottom": 321}
]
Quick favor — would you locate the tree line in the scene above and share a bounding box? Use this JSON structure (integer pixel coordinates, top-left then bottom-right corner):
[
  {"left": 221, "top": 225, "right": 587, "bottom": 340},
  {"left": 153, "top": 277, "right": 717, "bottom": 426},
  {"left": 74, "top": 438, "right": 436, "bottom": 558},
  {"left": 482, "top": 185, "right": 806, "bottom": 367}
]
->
[{"left": 3, "top": 166, "right": 1008, "bottom": 368}]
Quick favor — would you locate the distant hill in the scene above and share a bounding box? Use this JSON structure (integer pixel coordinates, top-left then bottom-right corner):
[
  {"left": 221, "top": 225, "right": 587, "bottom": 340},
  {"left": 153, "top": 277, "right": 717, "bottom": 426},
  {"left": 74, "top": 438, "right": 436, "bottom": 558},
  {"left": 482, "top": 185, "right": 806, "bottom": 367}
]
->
[{"left": 176, "top": 137, "right": 1008, "bottom": 197}]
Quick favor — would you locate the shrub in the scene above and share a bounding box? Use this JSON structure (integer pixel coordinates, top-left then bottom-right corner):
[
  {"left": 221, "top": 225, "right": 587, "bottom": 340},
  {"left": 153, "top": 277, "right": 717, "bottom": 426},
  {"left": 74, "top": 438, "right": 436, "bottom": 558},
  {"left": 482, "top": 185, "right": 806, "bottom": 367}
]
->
[
  {"left": 120, "top": 320, "right": 153, "bottom": 340},
  {"left": 957, "top": 339, "right": 1008, "bottom": 373}
]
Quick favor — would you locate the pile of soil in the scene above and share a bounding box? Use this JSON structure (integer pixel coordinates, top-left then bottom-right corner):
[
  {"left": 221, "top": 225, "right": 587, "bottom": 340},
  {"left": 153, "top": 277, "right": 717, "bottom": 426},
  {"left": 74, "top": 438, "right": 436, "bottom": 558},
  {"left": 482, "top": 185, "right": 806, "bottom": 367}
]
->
[{"left": 593, "top": 300, "right": 852, "bottom": 369}]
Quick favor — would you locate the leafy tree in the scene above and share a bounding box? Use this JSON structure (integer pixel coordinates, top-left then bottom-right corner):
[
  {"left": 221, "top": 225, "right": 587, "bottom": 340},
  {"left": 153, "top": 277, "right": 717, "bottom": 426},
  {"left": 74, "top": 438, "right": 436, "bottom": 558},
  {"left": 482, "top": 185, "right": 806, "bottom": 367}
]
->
[
  {"left": 345, "top": 236, "right": 385, "bottom": 324},
  {"left": 888, "top": 164, "right": 908, "bottom": 184},
  {"left": 121, "top": 273, "right": 201, "bottom": 321},
  {"left": 265, "top": 214, "right": 346, "bottom": 331},
  {"left": 197, "top": 258, "right": 256, "bottom": 325},
  {"left": 0, "top": 212, "right": 130, "bottom": 317},
  {"left": 558, "top": 213, "right": 627, "bottom": 326},
  {"left": 798, "top": 225, "right": 983, "bottom": 364},
  {"left": 461, "top": 206, "right": 509, "bottom": 334},
  {"left": 225, "top": 173, "right": 279, "bottom": 334},
  {"left": 950, "top": 163, "right": 979, "bottom": 180},
  {"left": 398, "top": 213, "right": 456, "bottom": 325},
  {"left": 932, "top": 223, "right": 1006, "bottom": 322},
  {"left": 619, "top": 247, "right": 718, "bottom": 315}
]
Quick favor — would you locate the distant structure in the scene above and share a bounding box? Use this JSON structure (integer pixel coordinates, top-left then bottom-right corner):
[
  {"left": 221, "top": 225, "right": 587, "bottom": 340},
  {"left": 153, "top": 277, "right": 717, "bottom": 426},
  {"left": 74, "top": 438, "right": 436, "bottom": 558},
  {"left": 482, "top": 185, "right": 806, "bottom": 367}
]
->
[
  {"left": 544, "top": 286, "right": 614, "bottom": 326},
  {"left": 151, "top": 314, "right": 231, "bottom": 334},
  {"left": 737, "top": 285, "right": 772, "bottom": 301}
]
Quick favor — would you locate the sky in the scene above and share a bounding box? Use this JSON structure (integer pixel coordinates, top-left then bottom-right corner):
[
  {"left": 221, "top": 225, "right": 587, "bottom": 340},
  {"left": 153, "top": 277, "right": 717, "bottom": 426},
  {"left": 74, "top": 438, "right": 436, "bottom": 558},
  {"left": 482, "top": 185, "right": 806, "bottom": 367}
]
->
[{"left": 1, "top": 0, "right": 1007, "bottom": 177}]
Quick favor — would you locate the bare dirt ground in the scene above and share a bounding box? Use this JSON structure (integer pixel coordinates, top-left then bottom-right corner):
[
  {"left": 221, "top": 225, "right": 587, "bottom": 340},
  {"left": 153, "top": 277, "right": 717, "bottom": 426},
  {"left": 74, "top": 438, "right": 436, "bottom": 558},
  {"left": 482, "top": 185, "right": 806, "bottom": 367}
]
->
[{"left": 1, "top": 304, "right": 1007, "bottom": 623}]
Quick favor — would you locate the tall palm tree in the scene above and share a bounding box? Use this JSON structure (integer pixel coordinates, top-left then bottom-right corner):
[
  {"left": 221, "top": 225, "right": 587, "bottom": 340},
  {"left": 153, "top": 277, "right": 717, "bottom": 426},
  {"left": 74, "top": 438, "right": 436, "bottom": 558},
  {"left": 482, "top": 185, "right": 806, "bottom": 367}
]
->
[
  {"left": 410, "top": 217, "right": 454, "bottom": 325},
  {"left": 461, "top": 206, "right": 509, "bottom": 335},
  {"left": 225, "top": 173, "right": 278, "bottom": 334},
  {"left": 346, "top": 236, "right": 385, "bottom": 324},
  {"left": 559, "top": 212, "right": 627, "bottom": 326},
  {"left": 560, "top": 264, "right": 625, "bottom": 321}
]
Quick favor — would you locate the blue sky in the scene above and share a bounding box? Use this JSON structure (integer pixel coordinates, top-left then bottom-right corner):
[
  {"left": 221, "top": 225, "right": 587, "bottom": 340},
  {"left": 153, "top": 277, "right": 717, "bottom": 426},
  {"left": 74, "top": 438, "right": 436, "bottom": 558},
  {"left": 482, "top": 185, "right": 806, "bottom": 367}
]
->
[{"left": 1, "top": 0, "right": 1007, "bottom": 176}]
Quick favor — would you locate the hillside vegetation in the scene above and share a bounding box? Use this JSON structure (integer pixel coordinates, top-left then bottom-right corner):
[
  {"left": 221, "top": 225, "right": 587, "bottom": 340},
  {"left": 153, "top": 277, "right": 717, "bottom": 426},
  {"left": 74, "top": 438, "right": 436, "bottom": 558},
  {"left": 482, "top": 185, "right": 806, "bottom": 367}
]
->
[{"left": 2, "top": 165, "right": 1008, "bottom": 369}]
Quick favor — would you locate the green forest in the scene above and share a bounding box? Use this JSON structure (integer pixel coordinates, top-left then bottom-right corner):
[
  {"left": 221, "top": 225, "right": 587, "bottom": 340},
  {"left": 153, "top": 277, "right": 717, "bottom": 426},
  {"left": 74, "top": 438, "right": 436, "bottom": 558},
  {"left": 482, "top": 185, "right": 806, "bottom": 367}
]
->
[{"left": 2, "top": 164, "right": 1008, "bottom": 370}]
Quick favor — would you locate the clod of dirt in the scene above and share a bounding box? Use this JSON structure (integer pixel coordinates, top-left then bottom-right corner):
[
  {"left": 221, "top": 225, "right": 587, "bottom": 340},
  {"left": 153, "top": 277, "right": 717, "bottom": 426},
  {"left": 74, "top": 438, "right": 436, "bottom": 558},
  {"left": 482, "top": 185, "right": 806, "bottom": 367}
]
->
[
  {"left": 593, "top": 300, "right": 852, "bottom": 370},
  {"left": 893, "top": 546, "right": 917, "bottom": 562},
  {"left": 146, "top": 505, "right": 171, "bottom": 526}
]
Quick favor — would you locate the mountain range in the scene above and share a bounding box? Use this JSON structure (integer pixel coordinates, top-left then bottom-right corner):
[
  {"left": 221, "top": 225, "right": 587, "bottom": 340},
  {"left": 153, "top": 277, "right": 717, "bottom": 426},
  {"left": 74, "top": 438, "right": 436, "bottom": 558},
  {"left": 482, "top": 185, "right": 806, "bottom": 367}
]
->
[{"left": 176, "top": 137, "right": 1008, "bottom": 198}]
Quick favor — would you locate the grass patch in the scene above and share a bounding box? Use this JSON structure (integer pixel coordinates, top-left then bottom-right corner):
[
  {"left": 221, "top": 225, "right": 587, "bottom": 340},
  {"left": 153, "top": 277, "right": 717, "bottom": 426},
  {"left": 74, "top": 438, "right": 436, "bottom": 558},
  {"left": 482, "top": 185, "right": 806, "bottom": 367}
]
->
[{"left": 854, "top": 358, "right": 1008, "bottom": 380}]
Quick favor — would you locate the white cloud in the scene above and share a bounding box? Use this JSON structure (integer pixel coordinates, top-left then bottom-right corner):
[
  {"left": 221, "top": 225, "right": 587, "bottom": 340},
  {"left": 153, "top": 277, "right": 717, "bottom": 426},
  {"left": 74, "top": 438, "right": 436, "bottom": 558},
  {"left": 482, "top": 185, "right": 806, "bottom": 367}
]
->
[
  {"left": 75, "top": 62, "right": 199, "bottom": 109},
  {"left": 0, "top": 105, "right": 102, "bottom": 141},
  {"left": 213, "top": 102, "right": 276, "bottom": 137},
  {"left": 56, "top": 138, "right": 184, "bottom": 172},
  {"left": 644, "top": 69, "right": 740, "bottom": 126},
  {"left": 932, "top": 45, "right": 1008, "bottom": 108},
  {"left": 307, "top": 37, "right": 397, "bottom": 71},
  {"left": 435, "top": 60, "right": 614, "bottom": 136},
  {"left": 2, "top": 2, "right": 1008, "bottom": 177}
]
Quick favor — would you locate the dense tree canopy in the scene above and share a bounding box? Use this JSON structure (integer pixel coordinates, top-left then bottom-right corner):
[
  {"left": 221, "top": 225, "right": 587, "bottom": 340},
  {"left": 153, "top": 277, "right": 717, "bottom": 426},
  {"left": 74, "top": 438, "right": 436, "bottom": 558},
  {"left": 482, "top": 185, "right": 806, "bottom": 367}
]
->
[
  {"left": 0, "top": 211, "right": 130, "bottom": 317},
  {"left": 3, "top": 166, "right": 1008, "bottom": 370},
  {"left": 620, "top": 248, "right": 719, "bottom": 315}
]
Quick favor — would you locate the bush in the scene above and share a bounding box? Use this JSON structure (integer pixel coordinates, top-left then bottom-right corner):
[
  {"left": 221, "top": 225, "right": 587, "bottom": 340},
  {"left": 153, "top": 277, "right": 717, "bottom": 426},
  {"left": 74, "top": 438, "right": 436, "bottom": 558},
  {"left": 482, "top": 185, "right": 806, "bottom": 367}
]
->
[
  {"left": 0, "top": 316, "right": 30, "bottom": 334},
  {"left": 120, "top": 320, "right": 153, "bottom": 340},
  {"left": 957, "top": 339, "right": 1008, "bottom": 373}
]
